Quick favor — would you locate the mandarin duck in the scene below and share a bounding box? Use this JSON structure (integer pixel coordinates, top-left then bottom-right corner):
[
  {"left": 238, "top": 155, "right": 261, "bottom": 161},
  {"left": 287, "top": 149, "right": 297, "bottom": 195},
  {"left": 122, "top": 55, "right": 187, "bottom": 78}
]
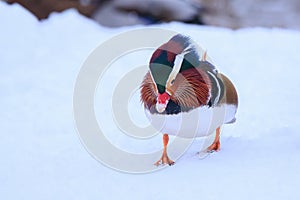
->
[{"left": 140, "top": 34, "right": 238, "bottom": 166}]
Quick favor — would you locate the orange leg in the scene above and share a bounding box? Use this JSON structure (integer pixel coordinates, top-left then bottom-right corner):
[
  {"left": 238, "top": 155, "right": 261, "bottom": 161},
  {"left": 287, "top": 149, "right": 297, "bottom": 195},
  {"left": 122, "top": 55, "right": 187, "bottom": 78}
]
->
[
  {"left": 206, "top": 127, "right": 221, "bottom": 152},
  {"left": 154, "top": 134, "right": 175, "bottom": 166}
]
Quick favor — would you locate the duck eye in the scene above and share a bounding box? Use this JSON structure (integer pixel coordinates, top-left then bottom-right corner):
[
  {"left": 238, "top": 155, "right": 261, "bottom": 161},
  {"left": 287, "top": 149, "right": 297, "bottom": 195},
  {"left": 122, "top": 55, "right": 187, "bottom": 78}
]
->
[{"left": 170, "top": 79, "right": 175, "bottom": 85}]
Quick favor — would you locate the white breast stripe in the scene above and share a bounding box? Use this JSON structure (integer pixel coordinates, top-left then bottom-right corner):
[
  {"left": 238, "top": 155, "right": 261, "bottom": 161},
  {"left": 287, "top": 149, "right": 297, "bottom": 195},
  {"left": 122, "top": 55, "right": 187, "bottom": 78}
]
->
[{"left": 207, "top": 71, "right": 221, "bottom": 105}]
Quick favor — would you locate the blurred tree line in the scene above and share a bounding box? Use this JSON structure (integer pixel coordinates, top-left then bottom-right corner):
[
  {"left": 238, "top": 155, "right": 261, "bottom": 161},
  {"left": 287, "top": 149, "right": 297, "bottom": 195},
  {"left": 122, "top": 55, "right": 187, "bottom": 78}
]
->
[{"left": 5, "top": 0, "right": 300, "bottom": 29}]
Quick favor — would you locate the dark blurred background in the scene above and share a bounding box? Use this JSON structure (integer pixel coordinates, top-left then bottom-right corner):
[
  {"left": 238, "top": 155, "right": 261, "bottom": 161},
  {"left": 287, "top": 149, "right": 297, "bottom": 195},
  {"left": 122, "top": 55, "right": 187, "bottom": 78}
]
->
[{"left": 5, "top": 0, "right": 300, "bottom": 29}]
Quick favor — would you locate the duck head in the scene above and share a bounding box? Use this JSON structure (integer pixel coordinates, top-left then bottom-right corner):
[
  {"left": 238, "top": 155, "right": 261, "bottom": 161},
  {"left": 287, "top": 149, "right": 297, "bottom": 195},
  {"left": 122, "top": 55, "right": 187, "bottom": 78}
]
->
[{"left": 148, "top": 34, "right": 200, "bottom": 113}]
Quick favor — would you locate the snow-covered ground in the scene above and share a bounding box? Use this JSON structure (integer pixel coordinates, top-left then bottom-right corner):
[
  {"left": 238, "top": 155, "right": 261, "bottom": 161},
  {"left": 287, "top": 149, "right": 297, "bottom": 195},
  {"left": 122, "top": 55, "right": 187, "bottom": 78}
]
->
[{"left": 1, "top": 2, "right": 300, "bottom": 200}]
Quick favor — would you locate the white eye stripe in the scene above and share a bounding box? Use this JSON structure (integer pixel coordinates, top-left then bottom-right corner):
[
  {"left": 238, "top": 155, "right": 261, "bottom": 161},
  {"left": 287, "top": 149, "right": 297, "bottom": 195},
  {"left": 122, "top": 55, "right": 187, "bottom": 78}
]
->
[
  {"left": 148, "top": 71, "right": 158, "bottom": 94},
  {"left": 173, "top": 54, "right": 184, "bottom": 74},
  {"left": 167, "top": 53, "right": 185, "bottom": 85}
]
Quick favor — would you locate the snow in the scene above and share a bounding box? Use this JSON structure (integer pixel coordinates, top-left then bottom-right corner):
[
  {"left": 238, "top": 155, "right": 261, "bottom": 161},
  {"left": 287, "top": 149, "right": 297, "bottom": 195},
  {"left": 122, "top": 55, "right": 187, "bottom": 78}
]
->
[{"left": 1, "top": 2, "right": 300, "bottom": 200}]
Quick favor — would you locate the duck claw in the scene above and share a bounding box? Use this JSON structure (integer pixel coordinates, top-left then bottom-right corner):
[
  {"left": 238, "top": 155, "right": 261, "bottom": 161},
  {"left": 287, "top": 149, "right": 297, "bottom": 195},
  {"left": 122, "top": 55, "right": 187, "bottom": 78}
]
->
[
  {"left": 154, "top": 156, "right": 175, "bottom": 166},
  {"left": 206, "top": 140, "right": 221, "bottom": 152}
]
